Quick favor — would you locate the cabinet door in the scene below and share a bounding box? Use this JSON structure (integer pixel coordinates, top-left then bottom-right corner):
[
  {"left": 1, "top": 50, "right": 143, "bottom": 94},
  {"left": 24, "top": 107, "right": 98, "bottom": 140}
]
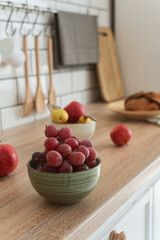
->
[
  {"left": 112, "top": 189, "right": 153, "bottom": 240},
  {"left": 88, "top": 189, "right": 153, "bottom": 240},
  {"left": 153, "top": 179, "right": 160, "bottom": 240}
]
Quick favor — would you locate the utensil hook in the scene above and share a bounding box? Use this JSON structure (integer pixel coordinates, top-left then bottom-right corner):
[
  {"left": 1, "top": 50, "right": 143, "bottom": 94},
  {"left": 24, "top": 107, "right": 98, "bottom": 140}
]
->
[
  {"left": 44, "top": 8, "right": 54, "bottom": 37},
  {"left": 5, "top": 2, "right": 17, "bottom": 36},
  {"left": 19, "top": 5, "right": 31, "bottom": 36},
  {"left": 31, "top": 7, "right": 43, "bottom": 37}
]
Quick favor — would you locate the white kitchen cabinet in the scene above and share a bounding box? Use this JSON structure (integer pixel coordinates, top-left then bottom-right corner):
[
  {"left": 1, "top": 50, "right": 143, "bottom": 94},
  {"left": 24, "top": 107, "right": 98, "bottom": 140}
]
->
[
  {"left": 88, "top": 176, "right": 160, "bottom": 240},
  {"left": 112, "top": 189, "right": 153, "bottom": 240},
  {"left": 153, "top": 179, "right": 160, "bottom": 240}
]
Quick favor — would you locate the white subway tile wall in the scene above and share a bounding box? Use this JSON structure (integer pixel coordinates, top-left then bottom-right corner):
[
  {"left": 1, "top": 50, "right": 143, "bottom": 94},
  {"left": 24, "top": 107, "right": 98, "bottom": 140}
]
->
[
  {"left": 0, "top": 79, "right": 17, "bottom": 108},
  {"left": 0, "top": 0, "right": 110, "bottom": 131},
  {"left": 1, "top": 105, "right": 35, "bottom": 130},
  {"left": 69, "top": 0, "right": 89, "bottom": 6},
  {"left": 54, "top": 72, "right": 72, "bottom": 96},
  {"left": 72, "top": 70, "right": 98, "bottom": 92}
]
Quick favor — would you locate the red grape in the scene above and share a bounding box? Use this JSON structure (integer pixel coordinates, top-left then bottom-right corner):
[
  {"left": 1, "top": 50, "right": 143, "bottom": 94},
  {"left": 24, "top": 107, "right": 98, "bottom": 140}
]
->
[
  {"left": 43, "top": 149, "right": 48, "bottom": 155},
  {"left": 64, "top": 138, "right": 79, "bottom": 150},
  {"left": 58, "top": 160, "right": 73, "bottom": 173},
  {"left": 32, "top": 152, "right": 46, "bottom": 161},
  {"left": 80, "top": 139, "right": 94, "bottom": 147},
  {"left": 59, "top": 127, "right": 72, "bottom": 140},
  {"left": 45, "top": 124, "right": 59, "bottom": 138},
  {"left": 56, "top": 144, "right": 72, "bottom": 157},
  {"left": 68, "top": 152, "right": 85, "bottom": 166},
  {"left": 87, "top": 147, "right": 98, "bottom": 161},
  {"left": 46, "top": 150, "right": 62, "bottom": 167},
  {"left": 32, "top": 152, "right": 46, "bottom": 167},
  {"left": 44, "top": 137, "right": 59, "bottom": 151},
  {"left": 43, "top": 163, "right": 57, "bottom": 173},
  {"left": 85, "top": 159, "right": 98, "bottom": 168},
  {"left": 37, "top": 166, "right": 43, "bottom": 171},
  {"left": 71, "top": 136, "right": 80, "bottom": 144},
  {"left": 73, "top": 164, "right": 89, "bottom": 172},
  {"left": 76, "top": 145, "right": 89, "bottom": 158},
  {"left": 56, "top": 137, "right": 65, "bottom": 144}
]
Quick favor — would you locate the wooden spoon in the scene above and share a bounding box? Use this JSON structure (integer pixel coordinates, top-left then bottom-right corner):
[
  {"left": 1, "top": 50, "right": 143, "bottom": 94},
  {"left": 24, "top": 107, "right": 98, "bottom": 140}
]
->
[
  {"left": 47, "top": 36, "right": 56, "bottom": 105},
  {"left": 23, "top": 35, "right": 33, "bottom": 117},
  {"left": 35, "top": 35, "right": 45, "bottom": 114}
]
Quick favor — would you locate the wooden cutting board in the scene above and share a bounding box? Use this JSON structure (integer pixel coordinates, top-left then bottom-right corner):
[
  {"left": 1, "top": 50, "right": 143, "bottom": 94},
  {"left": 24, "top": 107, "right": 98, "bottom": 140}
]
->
[{"left": 96, "top": 27, "right": 124, "bottom": 102}]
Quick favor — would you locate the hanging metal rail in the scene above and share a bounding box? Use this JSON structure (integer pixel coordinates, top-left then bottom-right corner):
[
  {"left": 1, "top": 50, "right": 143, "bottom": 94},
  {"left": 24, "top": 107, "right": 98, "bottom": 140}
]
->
[{"left": 0, "top": 1, "right": 56, "bottom": 14}]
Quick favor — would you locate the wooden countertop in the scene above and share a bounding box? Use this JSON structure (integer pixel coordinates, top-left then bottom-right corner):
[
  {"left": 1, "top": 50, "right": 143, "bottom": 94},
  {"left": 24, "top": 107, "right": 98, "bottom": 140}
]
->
[{"left": 0, "top": 102, "right": 160, "bottom": 240}]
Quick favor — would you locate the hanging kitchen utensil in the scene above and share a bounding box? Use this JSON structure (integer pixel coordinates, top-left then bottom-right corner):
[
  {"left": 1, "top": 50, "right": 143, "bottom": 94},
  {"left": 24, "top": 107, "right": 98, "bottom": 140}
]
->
[
  {"left": 96, "top": 27, "right": 124, "bottom": 102},
  {"left": 35, "top": 35, "right": 46, "bottom": 114},
  {"left": 47, "top": 35, "right": 56, "bottom": 105},
  {"left": 19, "top": 8, "right": 33, "bottom": 117},
  {"left": 23, "top": 35, "right": 33, "bottom": 116},
  {"left": 31, "top": 8, "right": 45, "bottom": 114}
]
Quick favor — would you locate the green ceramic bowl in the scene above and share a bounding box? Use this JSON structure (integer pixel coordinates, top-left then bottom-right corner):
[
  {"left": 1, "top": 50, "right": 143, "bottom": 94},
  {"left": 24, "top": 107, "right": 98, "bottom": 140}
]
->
[{"left": 27, "top": 158, "right": 101, "bottom": 205}]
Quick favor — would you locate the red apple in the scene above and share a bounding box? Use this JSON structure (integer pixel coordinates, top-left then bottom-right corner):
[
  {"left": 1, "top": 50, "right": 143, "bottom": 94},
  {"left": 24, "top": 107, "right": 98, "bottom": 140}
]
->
[
  {"left": 110, "top": 124, "right": 132, "bottom": 146},
  {"left": 64, "top": 101, "right": 85, "bottom": 123},
  {"left": 0, "top": 144, "right": 18, "bottom": 176}
]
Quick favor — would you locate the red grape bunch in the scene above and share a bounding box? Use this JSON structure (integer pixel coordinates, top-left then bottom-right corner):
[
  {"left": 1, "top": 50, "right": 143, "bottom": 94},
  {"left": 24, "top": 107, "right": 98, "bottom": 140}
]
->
[{"left": 31, "top": 124, "right": 98, "bottom": 173}]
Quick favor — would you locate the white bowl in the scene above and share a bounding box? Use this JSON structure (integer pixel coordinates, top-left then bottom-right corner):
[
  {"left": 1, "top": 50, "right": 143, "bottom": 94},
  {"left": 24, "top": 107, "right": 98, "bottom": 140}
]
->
[{"left": 53, "top": 120, "right": 96, "bottom": 141}]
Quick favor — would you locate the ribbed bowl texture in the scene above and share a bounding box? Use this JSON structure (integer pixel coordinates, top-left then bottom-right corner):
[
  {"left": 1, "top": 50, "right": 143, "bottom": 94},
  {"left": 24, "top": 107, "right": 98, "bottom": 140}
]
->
[{"left": 27, "top": 158, "right": 101, "bottom": 205}]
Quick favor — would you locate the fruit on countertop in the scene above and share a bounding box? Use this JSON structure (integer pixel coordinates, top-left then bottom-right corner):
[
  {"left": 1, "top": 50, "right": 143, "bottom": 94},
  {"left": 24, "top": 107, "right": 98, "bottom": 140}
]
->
[
  {"left": 50, "top": 108, "right": 69, "bottom": 124},
  {"left": 110, "top": 124, "right": 132, "bottom": 146},
  {"left": 80, "top": 139, "right": 94, "bottom": 147},
  {"left": 0, "top": 144, "right": 18, "bottom": 176},
  {"left": 77, "top": 115, "right": 92, "bottom": 123},
  {"left": 45, "top": 124, "right": 59, "bottom": 138},
  {"left": 64, "top": 101, "right": 85, "bottom": 123},
  {"left": 48, "top": 101, "right": 96, "bottom": 125},
  {"left": 31, "top": 124, "right": 98, "bottom": 173}
]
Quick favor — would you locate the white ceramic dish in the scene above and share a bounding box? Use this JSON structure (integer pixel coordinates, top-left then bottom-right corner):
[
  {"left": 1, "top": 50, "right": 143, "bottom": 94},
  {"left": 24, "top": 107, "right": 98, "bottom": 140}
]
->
[{"left": 53, "top": 120, "right": 96, "bottom": 141}]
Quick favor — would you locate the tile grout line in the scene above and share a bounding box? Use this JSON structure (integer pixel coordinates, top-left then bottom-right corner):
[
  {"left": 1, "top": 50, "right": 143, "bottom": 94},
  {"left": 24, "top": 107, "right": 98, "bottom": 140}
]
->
[
  {"left": 0, "top": 66, "right": 95, "bottom": 81},
  {"left": 0, "top": 86, "right": 99, "bottom": 110}
]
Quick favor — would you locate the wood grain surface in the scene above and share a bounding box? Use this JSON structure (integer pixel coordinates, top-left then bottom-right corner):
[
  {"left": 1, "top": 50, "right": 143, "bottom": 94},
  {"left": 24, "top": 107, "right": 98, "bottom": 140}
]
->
[
  {"left": 0, "top": 102, "right": 160, "bottom": 240},
  {"left": 96, "top": 27, "right": 124, "bottom": 102}
]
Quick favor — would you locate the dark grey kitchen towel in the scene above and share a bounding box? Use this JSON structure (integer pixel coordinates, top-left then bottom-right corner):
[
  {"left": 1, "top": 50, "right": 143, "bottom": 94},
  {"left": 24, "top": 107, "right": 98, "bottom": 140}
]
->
[{"left": 54, "top": 11, "right": 99, "bottom": 68}]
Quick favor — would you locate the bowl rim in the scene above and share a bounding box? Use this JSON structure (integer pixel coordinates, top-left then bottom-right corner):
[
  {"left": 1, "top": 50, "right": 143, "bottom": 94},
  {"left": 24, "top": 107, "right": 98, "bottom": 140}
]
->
[
  {"left": 52, "top": 119, "right": 96, "bottom": 126},
  {"left": 27, "top": 158, "right": 101, "bottom": 176}
]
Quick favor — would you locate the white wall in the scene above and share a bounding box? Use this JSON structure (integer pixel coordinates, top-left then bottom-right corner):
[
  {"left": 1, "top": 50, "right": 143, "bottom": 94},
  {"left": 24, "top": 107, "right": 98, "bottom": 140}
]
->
[
  {"left": 115, "top": 0, "right": 160, "bottom": 97},
  {"left": 0, "top": 0, "right": 110, "bottom": 130}
]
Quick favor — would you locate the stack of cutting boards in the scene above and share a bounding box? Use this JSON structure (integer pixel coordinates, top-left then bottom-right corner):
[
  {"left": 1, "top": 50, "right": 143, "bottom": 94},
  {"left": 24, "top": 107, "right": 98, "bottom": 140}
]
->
[{"left": 96, "top": 27, "right": 124, "bottom": 102}]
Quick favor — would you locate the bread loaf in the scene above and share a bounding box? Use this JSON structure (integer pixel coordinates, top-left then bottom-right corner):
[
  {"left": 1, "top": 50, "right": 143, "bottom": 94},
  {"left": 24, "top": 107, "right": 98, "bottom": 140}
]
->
[{"left": 125, "top": 91, "right": 160, "bottom": 111}]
